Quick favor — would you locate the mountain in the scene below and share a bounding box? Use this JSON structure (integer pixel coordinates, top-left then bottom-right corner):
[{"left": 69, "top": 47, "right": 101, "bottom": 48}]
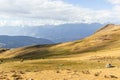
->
[
  {"left": 0, "top": 23, "right": 103, "bottom": 42},
  {"left": 0, "top": 24, "right": 119, "bottom": 59},
  {"left": 0, "top": 35, "right": 54, "bottom": 48}
]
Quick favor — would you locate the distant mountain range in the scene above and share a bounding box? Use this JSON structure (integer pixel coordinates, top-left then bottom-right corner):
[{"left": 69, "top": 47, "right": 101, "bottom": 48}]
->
[
  {"left": 0, "top": 23, "right": 104, "bottom": 42},
  {"left": 0, "top": 24, "right": 119, "bottom": 59},
  {"left": 0, "top": 35, "right": 54, "bottom": 48}
]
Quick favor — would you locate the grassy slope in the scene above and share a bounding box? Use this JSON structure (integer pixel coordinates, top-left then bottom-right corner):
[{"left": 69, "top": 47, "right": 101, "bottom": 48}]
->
[
  {"left": 1, "top": 24, "right": 120, "bottom": 80},
  {"left": 0, "top": 24, "right": 120, "bottom": 59}
]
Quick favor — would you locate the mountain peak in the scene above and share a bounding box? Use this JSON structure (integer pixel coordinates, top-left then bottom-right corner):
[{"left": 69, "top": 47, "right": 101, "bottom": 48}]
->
[{"left": 96, "top": 24, "right": 120, "bottom": 33}]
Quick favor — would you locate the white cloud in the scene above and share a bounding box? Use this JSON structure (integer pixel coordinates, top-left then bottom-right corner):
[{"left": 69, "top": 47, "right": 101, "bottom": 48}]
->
[
  {"left": 108, "top": 0, "right": 120, "bottom": 4},
  {"left": 0, "top": 0, "right": 119, "bottom": 26},
  {"left": 107, "top": 0, "right": 120, "bottom": 23}
]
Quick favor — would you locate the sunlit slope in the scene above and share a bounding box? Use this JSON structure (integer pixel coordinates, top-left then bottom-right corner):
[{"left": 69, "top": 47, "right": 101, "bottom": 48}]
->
[{"left": 0, "top": 24, "right": 120, "bottom": 59}]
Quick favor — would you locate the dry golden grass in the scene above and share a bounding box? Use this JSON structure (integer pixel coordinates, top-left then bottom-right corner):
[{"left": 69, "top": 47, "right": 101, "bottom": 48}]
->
[
  {"left": 0, "top": 24, "right": 120, "bottom": 79},
  {"left": 0, "top": 24, "right": 120, "bottom": 59}
]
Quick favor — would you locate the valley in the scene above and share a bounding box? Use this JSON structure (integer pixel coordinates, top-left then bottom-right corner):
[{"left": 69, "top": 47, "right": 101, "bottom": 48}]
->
[{"left": 0, "top": 24, "right": 120, "bottom": 80}]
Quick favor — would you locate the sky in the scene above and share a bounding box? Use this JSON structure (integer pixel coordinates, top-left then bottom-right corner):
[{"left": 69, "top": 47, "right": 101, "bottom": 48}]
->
[{"left": 0, "top": 0, "right": 120, "bottom": 26}]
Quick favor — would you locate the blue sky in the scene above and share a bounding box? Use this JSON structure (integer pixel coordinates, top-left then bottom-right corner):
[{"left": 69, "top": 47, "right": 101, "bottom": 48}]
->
[
  {"left": 64, "top": 0, "right": 112, "bottom": 10},
  {"left": 0, "top": 0, "right": 120, "bottom": 26}
]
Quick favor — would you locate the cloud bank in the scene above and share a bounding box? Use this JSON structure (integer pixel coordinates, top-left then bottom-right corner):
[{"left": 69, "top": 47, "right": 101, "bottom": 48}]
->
[{"left": 0, "top": 0, "right": 119, "bottom": 26}]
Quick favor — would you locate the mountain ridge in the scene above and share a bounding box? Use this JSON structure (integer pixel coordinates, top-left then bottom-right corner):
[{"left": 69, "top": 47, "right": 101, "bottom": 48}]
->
[
  {"left": 0, "top": 24, "right": 119, "bottom": 59},
  {"left": 0, "top": 35, "right": 54, "bottom": 48},
  {"left": 0, "top": 23, "right": 103, "bottom": 42}
]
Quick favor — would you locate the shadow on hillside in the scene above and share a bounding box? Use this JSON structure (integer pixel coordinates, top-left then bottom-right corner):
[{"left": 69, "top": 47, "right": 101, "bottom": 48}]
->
[{"left": 9, "top": 40, "right": 114, "bottom": 60}]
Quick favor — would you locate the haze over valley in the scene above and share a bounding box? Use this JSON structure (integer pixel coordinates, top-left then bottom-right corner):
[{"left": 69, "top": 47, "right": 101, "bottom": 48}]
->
[{"left": 0, "top": 23, "right": 103, "bottom": 43}]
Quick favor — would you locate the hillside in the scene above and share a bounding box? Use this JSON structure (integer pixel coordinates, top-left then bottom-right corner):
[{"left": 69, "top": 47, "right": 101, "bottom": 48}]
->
[
  {"left": 0, "top": 23, "right": 103, "bottom": 42},
  {"left": 0, "top": 35, "right": 54, "bottom": 48},
  {"left": 0, "top": 24, "right": 120, "bottom": 59},
  {"left": 0, "top": 24, "right": 120, "bottom": 80}
]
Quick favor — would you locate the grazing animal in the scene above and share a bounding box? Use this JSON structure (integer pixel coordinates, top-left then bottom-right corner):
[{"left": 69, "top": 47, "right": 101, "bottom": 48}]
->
[
  {"left": 106, "top": 63, "right": 112, "bottom": 68},
  {"left": 20, "top": 58, "right": 24, "bottom": 62}
]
